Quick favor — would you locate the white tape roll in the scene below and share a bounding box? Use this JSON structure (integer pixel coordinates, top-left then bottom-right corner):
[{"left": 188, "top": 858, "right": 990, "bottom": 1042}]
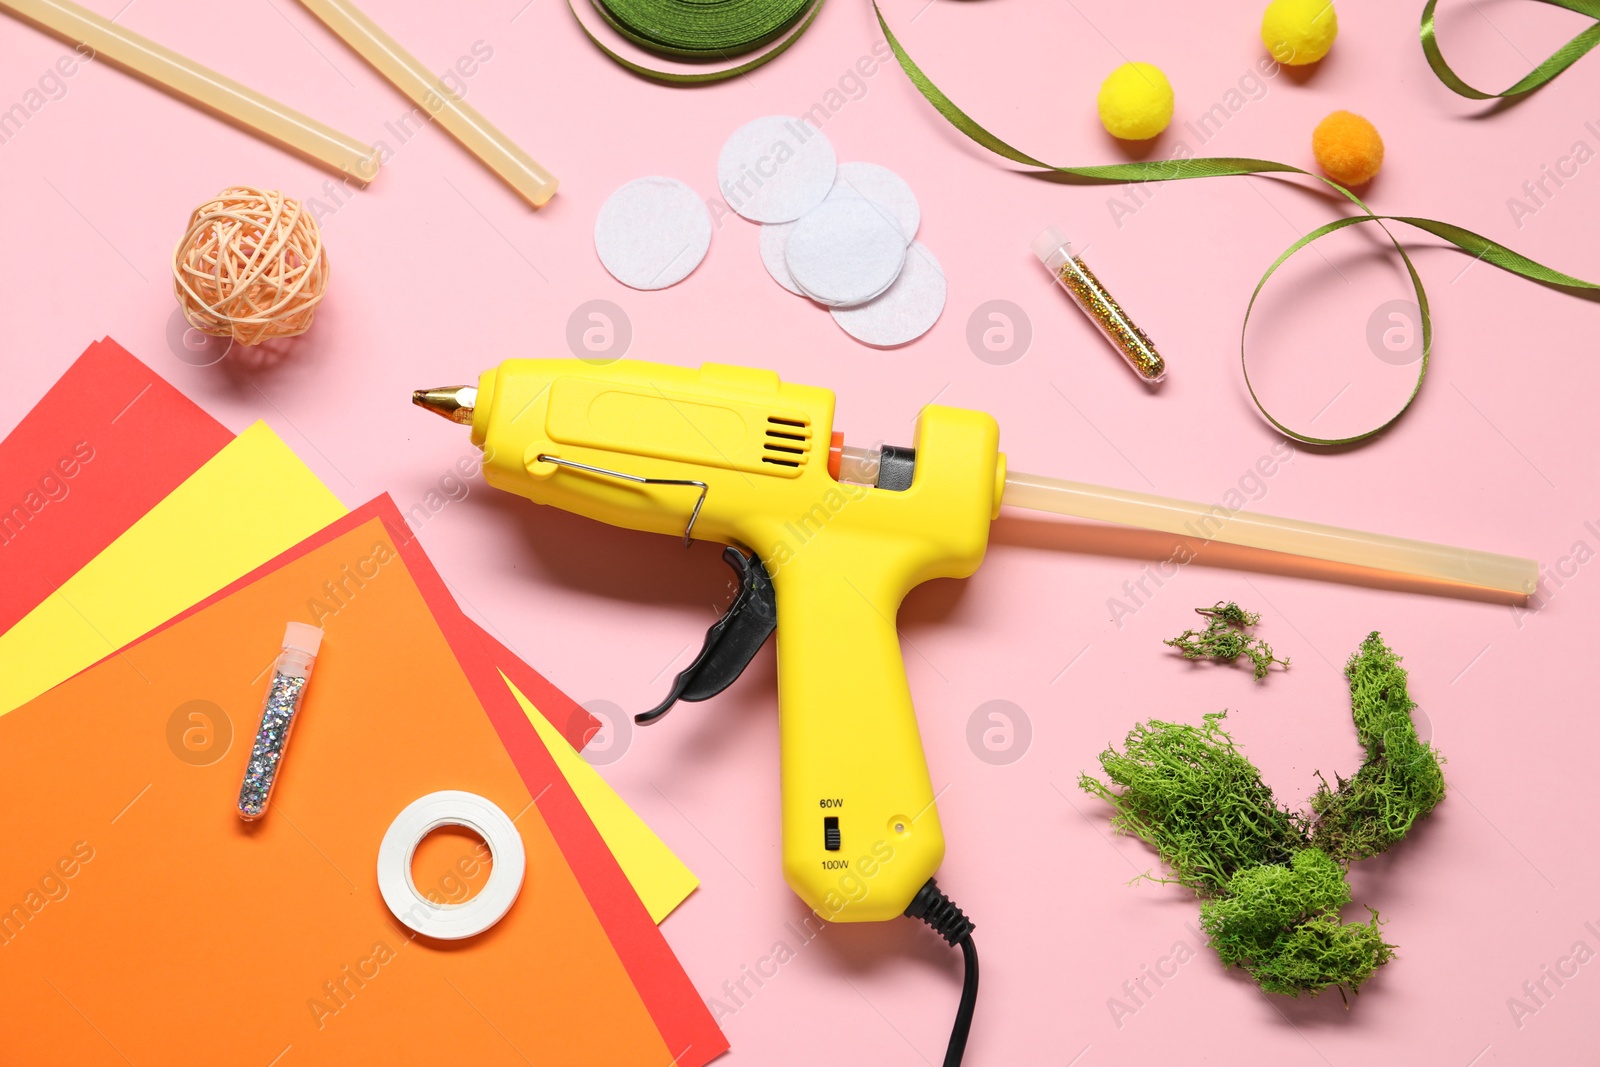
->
[{"left": 376, "top": 790, "right": 526, "bottom": 940}]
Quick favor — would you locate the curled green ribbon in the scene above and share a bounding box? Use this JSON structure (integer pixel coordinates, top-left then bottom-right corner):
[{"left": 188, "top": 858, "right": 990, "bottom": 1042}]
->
[
  {"left": 1422, "top": 0, "right": 1600, "bottom": 99},
  {"left": 875, "top": 3, "right": 1598, "bottom": 445}
]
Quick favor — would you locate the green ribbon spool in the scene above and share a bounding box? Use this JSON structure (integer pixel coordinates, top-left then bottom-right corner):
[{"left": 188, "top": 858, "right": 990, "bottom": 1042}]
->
[
  {"left": 572, "top": 0, "right": 824, "bottom": 84},
  {"left": 1423, "top": 0, "right": 1600, "bottom": 99},
  {"left": 593, "top": 0, "right": 813, "bottom": 57},
  {"left": 874, "top": 3, "right": 1599, "bottom": 445}
]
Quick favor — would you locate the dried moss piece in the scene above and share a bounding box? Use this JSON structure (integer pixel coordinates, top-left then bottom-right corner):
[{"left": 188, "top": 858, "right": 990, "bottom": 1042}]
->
[
  {"left": 1203, "top": 602, "right": 1259, "bottom": 628},
  {"left": 1078, "top": 712, "right": 1308, "bottom": 897},
  {"left": 1165, "top": 601, "right": 1289, "bottom": 680},
  {"left": 1310, "top": 632, "right": 1446, "bottom": 863},
  {"left": 1201, "top": 848, "right": 1394, "bottom": 997},
  {"left": 1248, "top": 911, "right": 1394, "bottom": 998},
  {"left": 1082, "top": 631, "right": 1438, "bottom": 1001}
]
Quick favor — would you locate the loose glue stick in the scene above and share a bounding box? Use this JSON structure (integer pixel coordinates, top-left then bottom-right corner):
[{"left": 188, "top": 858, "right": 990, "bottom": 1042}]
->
[
  {"left": 295, "top": 0, "right": 558, "bottom": 207},
  {"left": 0, "top": 0, "right": 378, "bottom": 179},
  {"left": 238, "top": 623, "right": 323, "bottom": 820},
  {"left": 1033, "top": 225, "right": 1165, "bottom": 383}
]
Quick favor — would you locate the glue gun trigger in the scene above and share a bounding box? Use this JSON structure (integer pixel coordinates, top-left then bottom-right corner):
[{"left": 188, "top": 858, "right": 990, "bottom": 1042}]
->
[{"left": 635, "top": 547, "right": 776, "bottom": 726}]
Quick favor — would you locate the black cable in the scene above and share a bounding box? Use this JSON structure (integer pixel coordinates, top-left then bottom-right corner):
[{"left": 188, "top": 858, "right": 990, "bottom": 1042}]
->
[
  {"left": 945, "top": 935, "right": 978, "bottom": 1066},
  {"left": 904, "top": 878, "right": 980, "bottom": 1067}
]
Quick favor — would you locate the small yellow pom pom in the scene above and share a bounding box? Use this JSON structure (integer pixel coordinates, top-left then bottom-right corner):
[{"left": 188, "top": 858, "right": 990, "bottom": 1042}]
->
[
  {"left": 1261, "top": 0, "right": 1338, "bottom": 65},
  {"left": 1096, "top": 62, "right": 1174, "bottom": 141},
  {"left": 1312, "top": 110, "right": 1384, "bottom": 186}
]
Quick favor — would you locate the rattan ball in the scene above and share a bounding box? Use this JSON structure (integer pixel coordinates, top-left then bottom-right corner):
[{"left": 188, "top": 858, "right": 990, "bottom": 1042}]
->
[{"left": 172, "top": 187, "right": 328, "bottom": 346}]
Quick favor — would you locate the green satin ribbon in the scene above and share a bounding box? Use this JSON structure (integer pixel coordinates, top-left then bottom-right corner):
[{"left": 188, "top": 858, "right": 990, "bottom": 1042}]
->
[
  {"left": 875, "top": 3, "right": 1599, "bottom": 445},
  {"left": 1422, "top": 0, "right": 1600, "bottom": 99},
  {"left": 572, "top": 0, "right": 824, "bottom": 84}
]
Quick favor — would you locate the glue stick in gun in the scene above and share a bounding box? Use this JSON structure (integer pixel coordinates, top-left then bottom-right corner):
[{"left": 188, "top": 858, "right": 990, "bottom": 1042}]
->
[{"left": 414, "top": 360, "right": 1536, "bottom": 1066}]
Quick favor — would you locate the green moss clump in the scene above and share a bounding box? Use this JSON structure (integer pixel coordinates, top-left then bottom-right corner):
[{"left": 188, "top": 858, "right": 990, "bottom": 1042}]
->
[
  {"left": 1310, "top": 633, "right": 1446, "bottom": 863},
  {"left": 1081, "top": 631, "right": 1438, "bottom": 1001},
  {"left": 1164, "top": 602, "right": 1289, "bottom": 680},
  {"left": 1201, "top": 848, "right": 1394, "bottom": 997},
  {"left": 1077, "top": 712, "right": 1307, "bottom": 897},
  {"left": 1248, "top": 912, "right": 1394, "bottom": 997}
]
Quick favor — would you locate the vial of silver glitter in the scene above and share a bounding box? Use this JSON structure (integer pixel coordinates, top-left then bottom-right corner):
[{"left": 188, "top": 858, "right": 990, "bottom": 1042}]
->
[
  {"left": 1031, "top": 225, "right": 1165, "bottom": 383},
  {"left": 237, "top": 622, "right": 323, "bottom": 821}
]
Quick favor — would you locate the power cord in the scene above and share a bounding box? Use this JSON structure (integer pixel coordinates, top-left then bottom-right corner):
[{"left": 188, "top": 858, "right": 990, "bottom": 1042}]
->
[{"left": 905, "top": 878, "right": 979, "bottom": 1067}]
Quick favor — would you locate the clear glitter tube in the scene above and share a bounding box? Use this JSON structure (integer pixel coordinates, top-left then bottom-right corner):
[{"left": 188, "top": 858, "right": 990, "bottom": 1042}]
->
[
  {"left": 237, "top": 622, "right": 323, "bottom": 821},
  {"left": 1032, "top": 225, "right": 1165, "bottom": 383}
]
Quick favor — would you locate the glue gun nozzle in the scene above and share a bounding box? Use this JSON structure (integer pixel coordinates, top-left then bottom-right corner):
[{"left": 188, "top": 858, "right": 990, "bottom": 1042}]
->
[{"left": 412, "top": 386, "right": 477, "bottom": 425}]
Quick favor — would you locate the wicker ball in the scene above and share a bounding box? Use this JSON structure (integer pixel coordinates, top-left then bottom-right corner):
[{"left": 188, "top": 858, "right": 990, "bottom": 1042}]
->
[{"left": 172, "top": 187, "right": 329, "bottom": 346}]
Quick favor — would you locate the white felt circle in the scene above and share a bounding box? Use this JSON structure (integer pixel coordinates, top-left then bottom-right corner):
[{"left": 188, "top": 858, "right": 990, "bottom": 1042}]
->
[
  {"left": 594, "top": 177, "right": 711, "bottom": 290},
  {"left": 797, "top": 270, "right": 897, "bottom": 310},
  {"left": 717, "top": 116, "right": 837, "bottom": 223},
  {"left": 785, "top": 199, "right": 908, "bottom": 308},
  {"left": 827, "top": 162, "right": 919, "bottom": 244},
  {"left": 377, "top": 790, "right": 526, "bottom": 940},
  {"left": 758, "top": 221, "right": 806, "bottom": 296},
  {"left": 830, "top": 242, "right": 947, "bottom": 346},
  {"left": 759, "top": 163, "right": 921, "bottom": 298}
]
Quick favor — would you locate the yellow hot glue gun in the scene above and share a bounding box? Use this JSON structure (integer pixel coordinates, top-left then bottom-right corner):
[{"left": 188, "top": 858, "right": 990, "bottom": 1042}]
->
[
  {"left": 417, "top": 359, "right": 1002, "bottom": 929},
  {"left": 415, "top": 357, "right": 1535, "bottom": 1065}
]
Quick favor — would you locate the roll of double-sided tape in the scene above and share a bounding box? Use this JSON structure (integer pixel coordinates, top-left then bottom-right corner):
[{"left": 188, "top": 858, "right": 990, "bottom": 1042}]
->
[{"left": 376, "top": 790, "right": 526, "bottom": 940}]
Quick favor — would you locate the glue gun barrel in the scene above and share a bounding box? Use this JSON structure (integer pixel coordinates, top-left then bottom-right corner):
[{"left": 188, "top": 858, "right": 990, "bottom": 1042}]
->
[
  {"left": 998, "top": 467, "right": 1538, "bottom": 597},
  {"left": 412, "top": 386, "right": 477, "bottom": 425}
]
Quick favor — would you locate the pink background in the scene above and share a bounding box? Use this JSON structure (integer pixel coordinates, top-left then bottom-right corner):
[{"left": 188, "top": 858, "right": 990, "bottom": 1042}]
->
[{"left": 3, "top": 0, "right": 1598, "bottom": 1063}]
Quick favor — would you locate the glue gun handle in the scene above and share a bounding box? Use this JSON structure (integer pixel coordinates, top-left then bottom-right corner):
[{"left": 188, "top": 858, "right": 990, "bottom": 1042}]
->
[{"left": 772, "top": 547, "right": 944, "bottom": 924}]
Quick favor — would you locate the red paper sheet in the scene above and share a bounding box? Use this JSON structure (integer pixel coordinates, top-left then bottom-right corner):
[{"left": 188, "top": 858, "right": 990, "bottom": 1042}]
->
[
  {"left": 0, "top": 337, "right": 597, "bottom": 752},
  {"left": 476, "top": 627, "right": 603, "bottom": 751},
  {"left": 0, "top": 338, "right": 230, "bottom": 633},
  {"left": 393, "top": 501, "right": 727, "bottom": 1063},
  {"left": 0, "top": 344, "right": 696, "bottom": 1055}
]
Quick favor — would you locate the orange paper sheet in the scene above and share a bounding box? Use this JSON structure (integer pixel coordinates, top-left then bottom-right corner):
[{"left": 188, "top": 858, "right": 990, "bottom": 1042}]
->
[{"left": 0, "top": 505, "right": 726, "bottom": 1065}]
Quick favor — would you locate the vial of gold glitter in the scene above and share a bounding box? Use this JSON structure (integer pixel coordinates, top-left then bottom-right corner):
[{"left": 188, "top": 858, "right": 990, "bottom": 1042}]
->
[
  {"left": 237, "top": 622, "right": 323, "bottom": 821},
  {"left": 1031, "top": 226, "right": 1165, "bottom": 382}
]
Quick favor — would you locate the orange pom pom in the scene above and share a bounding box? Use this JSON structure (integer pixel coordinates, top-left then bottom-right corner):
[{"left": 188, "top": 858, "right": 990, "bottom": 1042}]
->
[{"left": 1312, "top": 110, "right": 1384, "bottom": 187}]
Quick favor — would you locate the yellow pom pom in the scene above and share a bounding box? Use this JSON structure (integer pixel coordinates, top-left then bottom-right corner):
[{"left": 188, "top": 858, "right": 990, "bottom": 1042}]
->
[
  {"left": 1312, "top": 110, "right": 1384, "bottom": 186},
  {"left": 1096, "top": 62, "right": 1174, "bottom": 141},
  {"left": 1261, "top": 0, "right": 1338, "bottom": 65}
]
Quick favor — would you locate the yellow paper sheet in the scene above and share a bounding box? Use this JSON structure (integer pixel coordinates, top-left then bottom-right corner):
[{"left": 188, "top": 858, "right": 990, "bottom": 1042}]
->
[
  {"left": 0, "top": 421, "right": 346, "bottom": 714},
  {"left": 505, "top": 674, "right": 699, "bottom": 922},
  {"left": 0, "top": 414, "right": 696, "bottom": 924}
]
